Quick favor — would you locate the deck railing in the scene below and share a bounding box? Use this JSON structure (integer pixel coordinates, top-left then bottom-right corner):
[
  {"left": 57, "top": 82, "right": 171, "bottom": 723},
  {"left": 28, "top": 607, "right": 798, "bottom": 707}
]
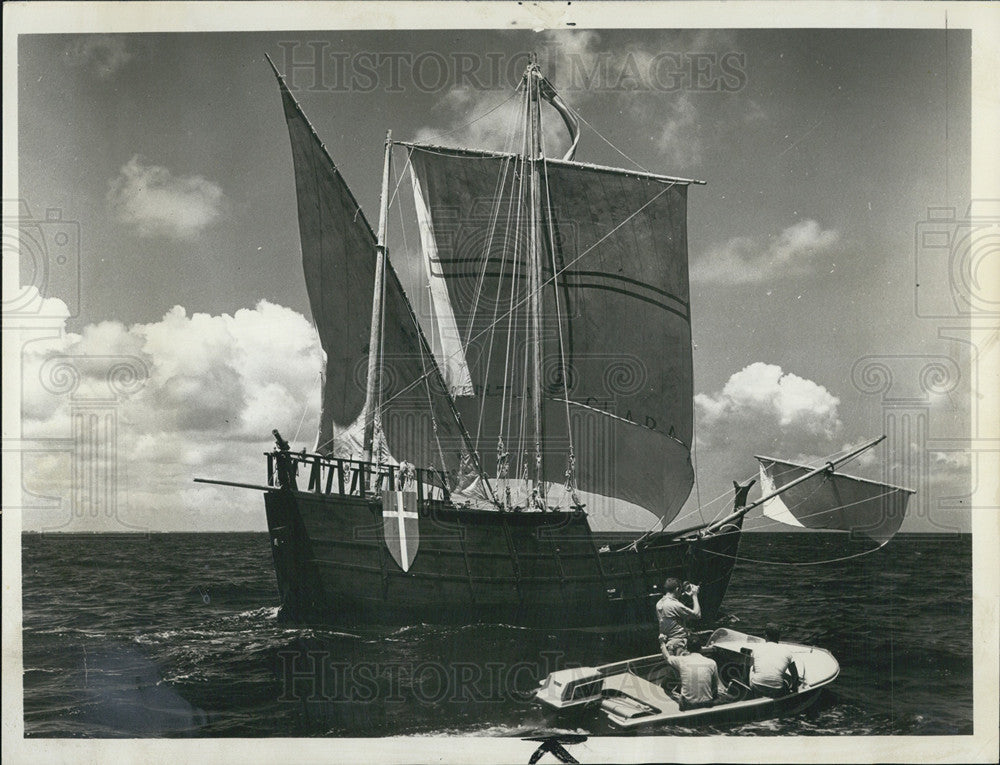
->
[{"left": 266, "top": 449, "right": 450, "bottom": 503}]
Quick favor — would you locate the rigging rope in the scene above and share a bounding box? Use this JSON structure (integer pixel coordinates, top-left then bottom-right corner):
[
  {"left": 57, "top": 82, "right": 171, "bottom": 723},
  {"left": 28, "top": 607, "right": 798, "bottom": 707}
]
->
[
  {"left": 498, "top": 95, "right": 529, "bottom": 482},
  {"left": 292, "top": 370, "right": 323, "bottom": 444},
  {"left": 368, "top": 178, "right": 680, "bottom": 418},
  {"left": 418, "top": 89, "right": 522, "bottom": 143},
  {"left": 462, "top": 84, "right": 528, "bottom": 457},
  {"left": 562, "top": 101, "right": 650, "bottom": 173},
  {"left": 540, "top": 156, "right": 579, "bottom": 502},
  {"left": 701, "top": 538, "right": 892, "bottom": 567}
]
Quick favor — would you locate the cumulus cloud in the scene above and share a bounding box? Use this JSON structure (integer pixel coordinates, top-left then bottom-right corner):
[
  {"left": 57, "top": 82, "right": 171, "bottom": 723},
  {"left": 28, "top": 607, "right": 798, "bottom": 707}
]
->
[
  {"left": 696, "top": 362, "right": 843, "bottom": 451},
  {"left": 691, "top": 219, "right": 840, "bottom": 284},
  {"left": 107, "top": 156, "right": 226, "bottom": 239},
  {"left": 20, "top": 301, "right": 324, "bottom": 531},
  {"left": 63, "top": 35, "right": 135, "bottom": 79}
]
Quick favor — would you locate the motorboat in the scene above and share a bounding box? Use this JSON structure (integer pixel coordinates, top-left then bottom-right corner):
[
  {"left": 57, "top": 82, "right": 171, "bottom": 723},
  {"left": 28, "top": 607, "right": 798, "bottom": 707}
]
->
[{"left": 534, "top": 628, "right": 839, "bottom": 730}]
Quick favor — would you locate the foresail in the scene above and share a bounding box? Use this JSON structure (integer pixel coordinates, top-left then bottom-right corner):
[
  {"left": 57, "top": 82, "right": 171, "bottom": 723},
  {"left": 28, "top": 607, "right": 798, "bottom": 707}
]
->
[
  {"left": 274, "top": 74, "right": 471, "bottom": 483},
  {"left": 407, "top": 143, "right": 695, "bottom": 522},
  {"left": 757, "top": 457, "right": 914, "bottom": 542},
  {"left": 275, "top": 72, "right": 374, "bottom": 455}
]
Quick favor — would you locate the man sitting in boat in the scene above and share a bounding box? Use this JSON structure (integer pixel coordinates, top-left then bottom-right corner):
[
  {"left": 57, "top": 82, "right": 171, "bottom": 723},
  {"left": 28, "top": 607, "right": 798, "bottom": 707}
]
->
[
  {"left": 664, "top": 633, "right": 724, "bottom": 711},
  {"left": 656, "top": 578, "right": 701, "bottom": 656},
  {"left": 748, "top": 623, "right": 800, "bottom": 698}
]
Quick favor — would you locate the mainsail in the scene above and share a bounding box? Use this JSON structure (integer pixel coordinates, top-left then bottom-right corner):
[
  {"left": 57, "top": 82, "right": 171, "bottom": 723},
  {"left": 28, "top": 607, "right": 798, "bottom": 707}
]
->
[
  {"left": 757, "top": 456, "right": 914, "bottom": 542},
  {"left": 407, "top": 143, "right": 696, "bottom": 525},
  {"left": 271, "top": 61, "right": 474, "bottom": 483}
]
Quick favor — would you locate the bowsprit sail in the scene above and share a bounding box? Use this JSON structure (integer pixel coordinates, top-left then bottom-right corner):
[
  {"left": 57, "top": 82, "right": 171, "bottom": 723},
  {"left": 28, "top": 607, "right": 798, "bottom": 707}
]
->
[
  {"left": 191, "top": 55, "right": 915, "bottom": 628},
  {"left": 697, "top": 436, "right": 913, "bottom": 546},
  {"left": 756, "top": 456, "right": 914, "bottom": 542}
]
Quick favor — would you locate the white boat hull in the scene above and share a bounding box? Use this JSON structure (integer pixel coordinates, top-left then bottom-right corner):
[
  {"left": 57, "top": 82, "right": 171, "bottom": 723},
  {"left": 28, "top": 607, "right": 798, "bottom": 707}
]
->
[{"left": 535, "top": 628, "right": 840, "bottom": 730}]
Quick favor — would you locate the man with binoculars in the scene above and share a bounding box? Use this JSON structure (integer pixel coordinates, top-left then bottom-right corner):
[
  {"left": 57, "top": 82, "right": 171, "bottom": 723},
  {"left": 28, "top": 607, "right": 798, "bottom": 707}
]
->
[{"left": 656, "top": 577, "right": 702, "bottom": 657}]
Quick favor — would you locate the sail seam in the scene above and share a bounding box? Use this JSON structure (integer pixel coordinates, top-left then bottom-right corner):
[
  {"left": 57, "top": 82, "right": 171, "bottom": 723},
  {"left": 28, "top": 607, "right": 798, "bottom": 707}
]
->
[
  {"left": 562, "top": 283, "right": 690, "bottom": 319},
  {"left": 426, "top": 265, "right": 690, "bottom": 311}
]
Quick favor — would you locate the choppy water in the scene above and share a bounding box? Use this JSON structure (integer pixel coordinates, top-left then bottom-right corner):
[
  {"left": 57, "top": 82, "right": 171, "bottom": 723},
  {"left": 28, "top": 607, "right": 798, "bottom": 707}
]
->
[{"left": 21, "top": 532, "right": 972, "bottom": 737}]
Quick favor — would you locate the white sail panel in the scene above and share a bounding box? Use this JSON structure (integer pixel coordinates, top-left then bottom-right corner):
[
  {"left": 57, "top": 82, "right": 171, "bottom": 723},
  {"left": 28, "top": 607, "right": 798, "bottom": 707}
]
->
[
  {"left": 757, "top": 464, "right": 806, "bottom": 529},
  {"left": 410, "top": 168, "right": 474, "bottom": 397},
  {"left": 757, "top": 457, "right": 913, "bottom": 542}
]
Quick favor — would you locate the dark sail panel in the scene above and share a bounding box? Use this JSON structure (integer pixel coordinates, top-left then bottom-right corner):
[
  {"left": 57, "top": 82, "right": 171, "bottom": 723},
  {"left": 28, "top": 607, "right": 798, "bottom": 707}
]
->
[
  {"left": 565, "top": 403, "right": 694, "bottom": 527},
  {"left": 276, "top": 77, "right": 375, "bottom": 454},
  {"left": 543, "top": 161, "right": 693, "bottom": 451},
  {"left": 276, "top": 81, "right": 471, "bottom": 481},
  {"left": 408, "top": 144, "right": 694, "bottom": 521}
]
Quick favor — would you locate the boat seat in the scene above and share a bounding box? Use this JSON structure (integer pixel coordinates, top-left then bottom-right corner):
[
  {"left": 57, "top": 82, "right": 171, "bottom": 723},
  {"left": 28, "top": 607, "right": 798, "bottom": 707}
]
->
[{"left": 600, "top": 695, "right": 656, "bottom": 719}]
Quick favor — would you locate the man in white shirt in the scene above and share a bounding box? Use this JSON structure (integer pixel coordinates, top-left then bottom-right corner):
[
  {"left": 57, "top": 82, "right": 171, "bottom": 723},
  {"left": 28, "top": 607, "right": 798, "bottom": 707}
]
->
[
  {"left": 749, "top": 623, "right": 800, "bottom": 698},
  {"left": 664, "top": 634, "right": 723, "bottom": 710}
]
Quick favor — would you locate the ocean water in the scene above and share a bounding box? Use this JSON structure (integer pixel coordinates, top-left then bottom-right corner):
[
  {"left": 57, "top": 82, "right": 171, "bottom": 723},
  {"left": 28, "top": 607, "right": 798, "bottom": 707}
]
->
[{"left": 21, "top": 532, "right": 972, "bottom": 737}]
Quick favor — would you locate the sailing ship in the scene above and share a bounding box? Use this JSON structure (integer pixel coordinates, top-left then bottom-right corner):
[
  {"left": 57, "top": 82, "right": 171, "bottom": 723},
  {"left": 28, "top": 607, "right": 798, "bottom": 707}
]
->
[{"left": 199, "top": 56, "right": 914, "bottom": 628}]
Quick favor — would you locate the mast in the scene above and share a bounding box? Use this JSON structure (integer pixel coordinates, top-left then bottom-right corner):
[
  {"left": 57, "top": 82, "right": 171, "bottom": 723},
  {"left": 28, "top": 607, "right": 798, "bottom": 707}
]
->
[
  {"left": 405, "top": 63, "right": 697, "bottom": 520},
  {"left": 526, "top": 57, "right": 546, "bottom": 504},
  {"left": 363, "top": 130, "right": 393, "bottom": 463}
]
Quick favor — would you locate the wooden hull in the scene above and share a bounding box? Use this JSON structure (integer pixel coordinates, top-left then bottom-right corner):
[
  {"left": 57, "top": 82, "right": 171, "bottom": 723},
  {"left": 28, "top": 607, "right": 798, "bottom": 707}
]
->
[{"left": 264, "top": 488, "right": 742, "bottom": 628}]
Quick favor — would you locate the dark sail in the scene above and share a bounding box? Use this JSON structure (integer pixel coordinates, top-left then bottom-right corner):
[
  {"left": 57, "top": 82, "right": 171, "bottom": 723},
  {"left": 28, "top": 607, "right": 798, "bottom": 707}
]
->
[
  {"left": 408, "top": 144, "right": 695, "bottom": 524},
  {"left": 273, "top": 70, "right": 472, "bottom": 482},
  {"left": 275, "top": 72, "right": 373, "bottom": 455}
]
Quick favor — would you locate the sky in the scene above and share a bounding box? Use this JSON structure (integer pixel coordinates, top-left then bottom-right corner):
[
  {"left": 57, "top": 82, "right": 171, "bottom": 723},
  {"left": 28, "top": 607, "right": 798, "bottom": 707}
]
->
[{"left": 11, "top": 25, "right": 982, "bottom": 533}]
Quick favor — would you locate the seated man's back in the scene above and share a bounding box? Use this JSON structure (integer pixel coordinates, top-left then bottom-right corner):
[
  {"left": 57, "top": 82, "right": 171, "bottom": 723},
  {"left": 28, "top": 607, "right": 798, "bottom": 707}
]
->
[
  {"left": 748, "top": 626, "right": 799, "bottom": 697},
  {"left": 666, "top": 651, "right": 721, "bottom": 710}
]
